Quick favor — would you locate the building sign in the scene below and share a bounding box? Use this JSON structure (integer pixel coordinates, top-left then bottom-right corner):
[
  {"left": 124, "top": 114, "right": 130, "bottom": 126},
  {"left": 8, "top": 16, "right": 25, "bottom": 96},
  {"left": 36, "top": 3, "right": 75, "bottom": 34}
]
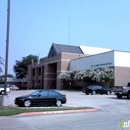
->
[{"left": 91, "top": 62, "right": 113, "bottom": 68}]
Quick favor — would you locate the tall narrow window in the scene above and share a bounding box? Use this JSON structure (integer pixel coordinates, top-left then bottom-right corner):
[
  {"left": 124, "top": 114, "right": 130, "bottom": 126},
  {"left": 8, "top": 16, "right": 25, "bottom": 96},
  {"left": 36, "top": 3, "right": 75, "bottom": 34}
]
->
[
  {"left": 33, "top": 69, "right": 35, "bottom": 76},
  {"left": 39, "top": 67, "right": 41, "bottom": 76}
]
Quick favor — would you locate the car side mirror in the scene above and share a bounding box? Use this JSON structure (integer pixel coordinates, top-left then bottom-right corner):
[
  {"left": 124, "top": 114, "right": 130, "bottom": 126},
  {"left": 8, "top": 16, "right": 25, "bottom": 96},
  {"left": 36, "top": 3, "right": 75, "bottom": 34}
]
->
[{"left": 37, "top": 94, "right": 41, "bottom": 97}]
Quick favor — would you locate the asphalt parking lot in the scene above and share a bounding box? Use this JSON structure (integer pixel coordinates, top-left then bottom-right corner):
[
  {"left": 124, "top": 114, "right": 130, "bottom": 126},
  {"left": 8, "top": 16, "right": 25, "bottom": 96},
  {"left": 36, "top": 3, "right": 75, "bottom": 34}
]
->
[{"left": 6, "top": 90, "right": 130, "bottom": 113}]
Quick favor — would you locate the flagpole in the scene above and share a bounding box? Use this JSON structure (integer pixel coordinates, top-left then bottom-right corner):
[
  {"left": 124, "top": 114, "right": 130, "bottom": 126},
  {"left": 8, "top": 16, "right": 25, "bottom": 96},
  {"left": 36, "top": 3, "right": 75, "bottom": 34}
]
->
[{"left": 68, "top": 18, "right": 70, "bottom": 45}]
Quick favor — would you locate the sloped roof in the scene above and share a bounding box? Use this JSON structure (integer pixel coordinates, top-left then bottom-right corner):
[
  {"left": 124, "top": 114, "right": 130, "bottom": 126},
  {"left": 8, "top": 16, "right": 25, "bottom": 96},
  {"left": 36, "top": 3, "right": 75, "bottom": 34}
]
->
[
  {"left": 48, "top": 43, "right": 111, "bottom": 58},
  {"left": 53, "top": 43, "right": 83, "bottom": 54},
  {"left": 79, "top": 46, "right": 111, "bottom": 55},
  {"left": 48, "top": 43, "right": 83, "bottom": 58}
]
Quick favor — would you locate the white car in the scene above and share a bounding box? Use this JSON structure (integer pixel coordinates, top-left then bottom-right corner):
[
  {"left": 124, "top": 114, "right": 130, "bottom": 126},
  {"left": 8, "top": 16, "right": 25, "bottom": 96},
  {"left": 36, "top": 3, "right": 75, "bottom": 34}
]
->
[
  {"left": 10, "top": 85, "right": 20, "bottom": 90},
  {"left": 0, "top": 84, "right": 11, "bottom": 94}
]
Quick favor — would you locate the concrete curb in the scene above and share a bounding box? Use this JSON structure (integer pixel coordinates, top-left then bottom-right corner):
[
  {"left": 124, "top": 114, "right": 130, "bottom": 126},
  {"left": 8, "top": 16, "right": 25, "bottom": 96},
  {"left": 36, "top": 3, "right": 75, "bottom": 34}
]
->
[{"left": 14, "top": 108, "right": 98, "bottom": 117}]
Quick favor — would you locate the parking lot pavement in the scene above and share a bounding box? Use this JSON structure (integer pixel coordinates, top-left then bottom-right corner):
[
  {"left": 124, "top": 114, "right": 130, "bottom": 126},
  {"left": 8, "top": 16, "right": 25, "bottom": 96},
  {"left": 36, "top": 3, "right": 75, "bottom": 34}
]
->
[
  {"left": 5, "top": 90, "right": 130, "bottom": 114},
  {"left": 7, "top": 90, "right": 35, "bottom": 106},
  {"left": 0, "top": 116, "right": 36, "bottom": 130}
]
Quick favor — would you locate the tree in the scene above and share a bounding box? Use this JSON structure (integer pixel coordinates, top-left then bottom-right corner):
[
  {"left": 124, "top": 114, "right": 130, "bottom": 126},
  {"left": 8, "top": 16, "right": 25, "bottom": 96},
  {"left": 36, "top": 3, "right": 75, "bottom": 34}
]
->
[
  {"left": 0, "top": 74, "right": 14, "bottom": 78},
  {"left": 0, "top": 56, "right": 4, "bottom": 75},
  {"left": 0, "top": 56, "right": 4, "bottom": 65},
  {"left": 58, "top": 67, "right": 115, "bottom": 88},
  {"left": 13, "top": 55, "right": 38, "bottom": 78},
  {"left": 40, "top": 57, "right": 44, "bottom": 62},
  {"left": 58, "top": 71, "right": 72, "bottom": 81},
  {"left": 58, "top": 71, "right": 75, "bottom": 89}
]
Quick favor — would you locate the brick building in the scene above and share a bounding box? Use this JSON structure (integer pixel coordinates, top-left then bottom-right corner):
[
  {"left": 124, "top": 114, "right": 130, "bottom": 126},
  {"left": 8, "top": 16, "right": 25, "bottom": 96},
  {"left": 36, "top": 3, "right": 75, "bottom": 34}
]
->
[{"left": 27, "top": 43, "right": 130, "bottom": 89}]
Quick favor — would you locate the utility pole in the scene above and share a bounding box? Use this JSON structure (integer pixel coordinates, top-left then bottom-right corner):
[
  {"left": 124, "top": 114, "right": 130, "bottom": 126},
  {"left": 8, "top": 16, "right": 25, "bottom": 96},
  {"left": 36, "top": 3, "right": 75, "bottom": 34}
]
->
[{"left": 4, "top": 0, "right": 10, "bottom": 95}]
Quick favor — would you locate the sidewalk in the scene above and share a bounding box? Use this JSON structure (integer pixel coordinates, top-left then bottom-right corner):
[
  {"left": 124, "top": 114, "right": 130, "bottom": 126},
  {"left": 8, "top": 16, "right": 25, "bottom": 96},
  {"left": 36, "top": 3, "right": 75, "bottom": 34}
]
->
[{"left": 14, "top": 108, "right": 98, "bottom": 116}]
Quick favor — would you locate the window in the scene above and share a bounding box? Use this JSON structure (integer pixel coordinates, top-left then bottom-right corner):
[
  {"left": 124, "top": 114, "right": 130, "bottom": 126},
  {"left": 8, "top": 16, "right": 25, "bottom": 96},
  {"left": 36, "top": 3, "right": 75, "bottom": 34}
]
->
[
  {"left": 49, "top": 91, "right": 57, "bottom": 96},
  {"left": 32, "top": 69, "right": 35, "bottom": 76},
  {"left": 39, "top": 67, "right": 41, "bottom": 76},
  {"left": 40, "top": 91, "right": 48, "bottom": 96},
  {"left": 0, "top": 84, "right": 4, "bottom": 88},
  {"left": 31, "top": 90, "right": 41, "bottom": 96},
  {"left": 96, "top": 86, "right": 102, "bottom": 89}
]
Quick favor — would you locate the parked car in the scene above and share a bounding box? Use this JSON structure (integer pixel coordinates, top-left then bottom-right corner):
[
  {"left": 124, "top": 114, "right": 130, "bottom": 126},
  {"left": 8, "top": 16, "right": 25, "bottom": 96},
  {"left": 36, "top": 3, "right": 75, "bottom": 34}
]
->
[
  {"left": 82, "top": 85, "right": 111, "bottom": 95},
  {"left": 0, "top": 84, "right": 11, "bottom": 95},
  {"left": 14, "top": 90, "right": 67, "bottom": 107},
  {"left": 82, "top": 86, "right": 87, "bottom": 93},
  {"left": 113, "top": 82, "right": 130, "bottom": 99},
  {"left": 10, "top": 85, "right": 20, "bottom": 90}
]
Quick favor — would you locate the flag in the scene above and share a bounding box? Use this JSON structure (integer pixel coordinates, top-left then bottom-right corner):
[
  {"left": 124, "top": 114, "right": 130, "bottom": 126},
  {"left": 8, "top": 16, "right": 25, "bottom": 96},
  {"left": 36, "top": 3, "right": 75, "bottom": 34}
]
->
[
  {"left": 37, "top": 56, "right": 40, "bottom": 65},
  {"left": 0, "top": 57, "right": 4, "bottom": 65},
  {"left": 37, "top": 54, "right": 40, "bottom": 65},
  {"left": 32, "top": 58, "right": 37, "bottom": 66}
]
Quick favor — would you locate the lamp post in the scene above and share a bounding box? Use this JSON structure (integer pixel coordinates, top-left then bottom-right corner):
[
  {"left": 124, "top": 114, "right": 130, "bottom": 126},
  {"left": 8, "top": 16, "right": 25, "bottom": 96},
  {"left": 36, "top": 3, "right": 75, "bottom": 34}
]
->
[
  {"left": 70, "top": 73, "right": 74, "bottom": 89},
  {"left": 4, "top": 0, "right": 10, "bottom": 95}
]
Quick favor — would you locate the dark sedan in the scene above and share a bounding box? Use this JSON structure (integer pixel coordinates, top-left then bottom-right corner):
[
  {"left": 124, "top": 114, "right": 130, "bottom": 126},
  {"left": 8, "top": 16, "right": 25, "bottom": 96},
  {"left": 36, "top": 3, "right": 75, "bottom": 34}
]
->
[
  {"left": 82, "top": 85, "right": 111, "bottom": 95},
  {"left": 14, "top": 90, "right": 67, "bottom": 107}
]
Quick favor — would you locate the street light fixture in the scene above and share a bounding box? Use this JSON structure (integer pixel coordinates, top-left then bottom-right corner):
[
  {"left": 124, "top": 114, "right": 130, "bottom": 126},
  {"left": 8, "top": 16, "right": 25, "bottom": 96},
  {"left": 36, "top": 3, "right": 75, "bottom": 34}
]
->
[{"left": 4, "top": 0, "right": 10, "bottom": 95}]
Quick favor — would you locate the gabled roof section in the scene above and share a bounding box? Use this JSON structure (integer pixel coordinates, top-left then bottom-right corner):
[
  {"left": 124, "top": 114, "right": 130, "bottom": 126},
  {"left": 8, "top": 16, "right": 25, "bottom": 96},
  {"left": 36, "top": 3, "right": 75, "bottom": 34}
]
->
[{"left": 48, "top": 43, "right": 83, "bottom": 58}]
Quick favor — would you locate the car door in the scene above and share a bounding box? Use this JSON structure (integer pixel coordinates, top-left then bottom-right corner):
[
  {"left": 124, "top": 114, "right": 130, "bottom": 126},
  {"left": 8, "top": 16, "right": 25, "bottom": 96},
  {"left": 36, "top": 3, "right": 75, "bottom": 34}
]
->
[
  {"left": 47, "top": 90, "right": 57, "bottom": 103},
  {"left": 96, "top": 86, "right": 104, "bottom": 94},
  {"left": 33, "top": 90, "right": 49, "bottom": 105}
]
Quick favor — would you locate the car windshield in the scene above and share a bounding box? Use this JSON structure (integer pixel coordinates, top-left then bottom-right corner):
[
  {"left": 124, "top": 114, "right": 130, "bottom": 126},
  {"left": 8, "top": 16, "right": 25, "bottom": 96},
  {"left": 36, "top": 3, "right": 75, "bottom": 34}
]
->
[
  {"left": 0, "top": 84, "right": 10, "bottom": 88},
  {"left": 31, "top": 91, "right": 41, "bottom": 96}
]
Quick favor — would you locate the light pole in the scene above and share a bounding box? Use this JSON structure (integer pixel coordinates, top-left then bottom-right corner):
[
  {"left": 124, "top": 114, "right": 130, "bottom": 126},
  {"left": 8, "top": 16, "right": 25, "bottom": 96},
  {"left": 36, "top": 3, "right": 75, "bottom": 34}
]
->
[
  {"left": 4, "top": 0, "right": 10, "bottom": 95},
  {"left": 70, "top": 73, "right": 74, "bottom": 89}
]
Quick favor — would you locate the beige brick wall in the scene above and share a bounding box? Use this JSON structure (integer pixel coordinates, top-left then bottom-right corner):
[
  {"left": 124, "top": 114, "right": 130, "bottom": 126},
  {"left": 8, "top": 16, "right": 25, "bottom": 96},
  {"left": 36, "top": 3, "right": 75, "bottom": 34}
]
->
[{"left": 114, "top": 66, "right": 130, "bottom": 86}]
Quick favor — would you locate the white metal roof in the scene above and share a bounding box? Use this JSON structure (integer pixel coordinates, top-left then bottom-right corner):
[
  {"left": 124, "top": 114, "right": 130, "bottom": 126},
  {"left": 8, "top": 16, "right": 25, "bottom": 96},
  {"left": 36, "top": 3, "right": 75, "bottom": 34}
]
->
[{"left": 79, "top": 45, "right": 111, "bottom": 55}]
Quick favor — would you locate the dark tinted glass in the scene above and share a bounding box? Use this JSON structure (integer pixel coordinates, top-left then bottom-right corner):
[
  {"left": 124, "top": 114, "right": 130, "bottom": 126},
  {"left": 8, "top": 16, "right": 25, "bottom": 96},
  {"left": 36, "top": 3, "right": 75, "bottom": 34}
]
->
[
  {"left": 31, "top": 90, "right": 41, "bottom": 95},
  {"left": 96, "top": 86, "right": 102, "bottom": 89},
  {"left": 0, "top": 84, "right": 4, "bottom": 88},
  {"left": 40, "top": 91, "right": 48, "bottom": 96},
  {"left": 49, "top": 91, "right": 56, "bottom": 96},
  {"left": 89, "top": 86, "right": 96, "bottom": 89}
]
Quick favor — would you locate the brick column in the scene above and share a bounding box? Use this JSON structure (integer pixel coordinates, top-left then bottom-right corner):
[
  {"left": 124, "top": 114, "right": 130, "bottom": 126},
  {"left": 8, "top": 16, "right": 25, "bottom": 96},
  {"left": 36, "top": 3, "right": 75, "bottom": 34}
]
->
[
  {"left": 44, "top": 64, "right": 48, "bottom": 89},
  {"left": 56, "top": 61, "right": 62, "bottom": 89}
]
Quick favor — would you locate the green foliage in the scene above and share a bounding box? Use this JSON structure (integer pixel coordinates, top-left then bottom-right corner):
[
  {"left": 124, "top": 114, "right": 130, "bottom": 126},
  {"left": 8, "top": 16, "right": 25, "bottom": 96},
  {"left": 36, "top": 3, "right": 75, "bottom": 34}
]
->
[
  {"left": 58, "top": 71, "right": 74, "bottom": 81},
  {"left": 0, "top": 56, "right": 4, "bottom": 65},
  {"left": 13, "top": 54, "right": 38, "bottom": 78},
  {"left": 40, "top": 57, "right": 44, "bottom": 62},
  {"left": 0, "top": 74, "right": 14, "bottom": 78},
  {"left": 59, "top": 68, "right": 115, "bottom": 83}
]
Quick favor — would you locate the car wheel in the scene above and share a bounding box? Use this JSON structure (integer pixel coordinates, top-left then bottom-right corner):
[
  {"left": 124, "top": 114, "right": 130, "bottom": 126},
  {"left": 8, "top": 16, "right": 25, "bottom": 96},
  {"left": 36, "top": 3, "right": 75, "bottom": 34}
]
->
[
  {"left": 92, "top": 91, "right": 96, "bottom": 95},
  {"left": 117, "top": 94, "right": 122, "bottom": 99},
  {"left": 24, "top": 100, "right": 32, "bottom": 107},
  {"left": 56, "top": 100, "right": 62, "bottom": 107},
  {"left": 127, "top": 92, "right": 130, "bottom": 99},
  {"left": 1, "top": 91, "right": 4, "bottom": 95},
  {"left": 107, "top": 91, "right": 111, "bottom": 95}
]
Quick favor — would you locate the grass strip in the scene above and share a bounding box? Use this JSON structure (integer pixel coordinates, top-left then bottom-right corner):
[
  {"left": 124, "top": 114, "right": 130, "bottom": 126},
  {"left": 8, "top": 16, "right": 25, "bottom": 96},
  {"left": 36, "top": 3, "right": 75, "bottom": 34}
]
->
[{"left": 0, "top": 106, "right": 94, "bottom": 116}]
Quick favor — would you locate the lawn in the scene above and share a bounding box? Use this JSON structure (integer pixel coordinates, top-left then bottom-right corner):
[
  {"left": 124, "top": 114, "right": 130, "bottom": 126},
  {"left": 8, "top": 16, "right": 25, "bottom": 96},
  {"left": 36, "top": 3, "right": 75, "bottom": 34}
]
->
[{"left": 0, "top": 106, "right": 94, "bottom": 116}]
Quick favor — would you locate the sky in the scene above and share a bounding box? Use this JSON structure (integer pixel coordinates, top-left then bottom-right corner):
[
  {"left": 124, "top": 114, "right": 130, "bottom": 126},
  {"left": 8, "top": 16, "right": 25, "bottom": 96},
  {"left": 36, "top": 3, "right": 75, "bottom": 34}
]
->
[{"left": 0, "top": 0, "right": 130, "bottom": 76}]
